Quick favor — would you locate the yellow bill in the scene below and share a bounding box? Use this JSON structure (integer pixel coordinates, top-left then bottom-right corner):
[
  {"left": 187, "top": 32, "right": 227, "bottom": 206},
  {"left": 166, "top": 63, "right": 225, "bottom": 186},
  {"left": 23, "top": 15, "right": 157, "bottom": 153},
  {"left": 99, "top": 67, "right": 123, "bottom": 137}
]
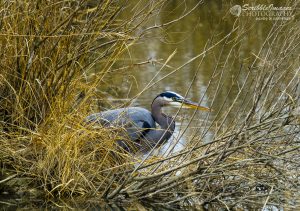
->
[{"left": 182, "top": 99, "right": 212, "bottom": 111}]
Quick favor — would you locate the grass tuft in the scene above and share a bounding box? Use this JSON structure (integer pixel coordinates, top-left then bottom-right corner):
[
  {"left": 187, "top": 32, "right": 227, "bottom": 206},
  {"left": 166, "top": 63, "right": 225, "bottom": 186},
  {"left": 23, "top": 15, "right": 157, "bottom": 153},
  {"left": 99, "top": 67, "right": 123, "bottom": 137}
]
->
[{"left": 0, "top": 0, "right": 299, "bottom": 209}]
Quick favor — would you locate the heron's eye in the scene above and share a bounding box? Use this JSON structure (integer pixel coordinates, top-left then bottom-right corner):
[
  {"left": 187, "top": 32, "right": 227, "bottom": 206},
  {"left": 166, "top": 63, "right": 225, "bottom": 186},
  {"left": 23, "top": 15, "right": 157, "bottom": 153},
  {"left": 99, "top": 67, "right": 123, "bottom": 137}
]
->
[{"left": 171, "top": 97, "right": 177, "bottom": 101}]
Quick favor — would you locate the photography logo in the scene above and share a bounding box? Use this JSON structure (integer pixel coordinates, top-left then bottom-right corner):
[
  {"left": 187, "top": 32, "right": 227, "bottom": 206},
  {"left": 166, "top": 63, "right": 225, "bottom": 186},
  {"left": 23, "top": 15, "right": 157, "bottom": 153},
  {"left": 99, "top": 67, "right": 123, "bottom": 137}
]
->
[
  {"left": 229, "top": 4, "right": 293, "bottom": 21},
  {"left": 230, "top": 5, "right": 242, "bottom": 17}
]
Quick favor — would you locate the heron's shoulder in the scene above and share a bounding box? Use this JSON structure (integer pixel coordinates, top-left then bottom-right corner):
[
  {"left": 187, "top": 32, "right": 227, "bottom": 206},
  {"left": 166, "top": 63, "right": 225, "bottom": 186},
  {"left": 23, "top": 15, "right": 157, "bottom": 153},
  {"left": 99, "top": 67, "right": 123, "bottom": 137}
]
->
[
  {"left": 99, "top": 107, "right": 151, "bottom": 115},
  {"left": 85, "top": 107, "right": 152, "bottom": 122},
  {"left": 126, "top": 107, "right": 151, "bottom": 114}
]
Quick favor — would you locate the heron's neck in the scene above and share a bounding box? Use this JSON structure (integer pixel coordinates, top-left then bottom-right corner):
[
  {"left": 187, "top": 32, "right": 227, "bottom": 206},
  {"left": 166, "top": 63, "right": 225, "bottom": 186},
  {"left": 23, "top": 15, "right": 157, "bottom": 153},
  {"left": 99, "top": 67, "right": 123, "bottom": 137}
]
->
[
  {"left": 151, "top": 100, "right": 175, "bottom": 130},
  {"left": 143, "top": 99, "right": 175, "bottom": 147}
]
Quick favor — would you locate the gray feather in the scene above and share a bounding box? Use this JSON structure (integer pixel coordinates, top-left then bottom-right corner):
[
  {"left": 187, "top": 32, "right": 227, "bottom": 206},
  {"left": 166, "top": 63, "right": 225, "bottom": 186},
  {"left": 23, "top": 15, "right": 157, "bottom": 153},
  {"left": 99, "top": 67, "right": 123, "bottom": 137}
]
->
[{"left": 85, "top": 107, "right": 156, "bottom": 142}]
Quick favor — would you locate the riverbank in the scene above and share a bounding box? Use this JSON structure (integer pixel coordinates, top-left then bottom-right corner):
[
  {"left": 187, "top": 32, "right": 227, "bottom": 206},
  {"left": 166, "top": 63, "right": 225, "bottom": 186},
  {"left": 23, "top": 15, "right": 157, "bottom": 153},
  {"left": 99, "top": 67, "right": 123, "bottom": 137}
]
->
[{"left": 1, "top": 1, "right": 299, "bottom": 209}]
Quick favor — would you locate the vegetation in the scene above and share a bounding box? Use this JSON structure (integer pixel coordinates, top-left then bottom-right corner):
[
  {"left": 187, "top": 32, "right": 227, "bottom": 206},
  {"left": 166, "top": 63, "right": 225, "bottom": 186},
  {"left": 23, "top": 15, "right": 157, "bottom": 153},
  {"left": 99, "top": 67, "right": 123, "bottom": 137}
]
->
[
  {"left": 0, "top": 0, "right": 165, "bottom": 199},
  {"left": 0, "top": 0, "right": 299, "bottom": 210}
]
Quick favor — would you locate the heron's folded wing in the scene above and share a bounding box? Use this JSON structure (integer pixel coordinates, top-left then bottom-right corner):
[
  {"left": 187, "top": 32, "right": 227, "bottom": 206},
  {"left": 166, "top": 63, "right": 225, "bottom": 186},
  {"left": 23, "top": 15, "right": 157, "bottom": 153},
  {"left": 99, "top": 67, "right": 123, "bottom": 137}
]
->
[{"left": 125, "top": 120, "right": 152, "bottom": 142}]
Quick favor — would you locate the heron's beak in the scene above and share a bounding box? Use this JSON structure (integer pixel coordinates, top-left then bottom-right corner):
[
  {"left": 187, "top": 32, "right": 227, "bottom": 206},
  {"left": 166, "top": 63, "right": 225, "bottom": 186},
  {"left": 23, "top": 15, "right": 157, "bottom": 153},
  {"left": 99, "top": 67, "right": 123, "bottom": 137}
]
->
[{"left": 181, "top": 99, "right": 211, "bottom": 111}]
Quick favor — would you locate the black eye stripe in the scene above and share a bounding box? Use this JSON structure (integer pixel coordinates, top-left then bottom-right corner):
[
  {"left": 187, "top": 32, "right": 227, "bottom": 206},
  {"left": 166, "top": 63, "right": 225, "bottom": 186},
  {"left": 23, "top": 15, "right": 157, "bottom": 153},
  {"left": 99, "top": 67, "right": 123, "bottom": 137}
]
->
[
  {"left": 159, "top": 92, "right": 181, "bottom": 99},
  {"left": 152, "top": 91, "right": 184, "bottom": 105}
]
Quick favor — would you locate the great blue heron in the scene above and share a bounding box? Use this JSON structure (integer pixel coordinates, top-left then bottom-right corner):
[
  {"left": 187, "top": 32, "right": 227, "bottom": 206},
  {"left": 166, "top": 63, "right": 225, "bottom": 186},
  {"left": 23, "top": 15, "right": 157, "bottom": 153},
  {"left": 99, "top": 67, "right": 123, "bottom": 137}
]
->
[{"left": 86, "top": 91, "right": 211, "bottom": 152}]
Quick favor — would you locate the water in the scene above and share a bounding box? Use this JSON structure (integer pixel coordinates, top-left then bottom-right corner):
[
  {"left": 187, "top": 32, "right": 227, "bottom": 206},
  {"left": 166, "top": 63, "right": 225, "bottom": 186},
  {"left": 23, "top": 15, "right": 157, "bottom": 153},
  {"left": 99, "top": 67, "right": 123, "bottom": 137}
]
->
[
  {"left": 3, "top": 1, "right": 294, "bottom": 209},
  {"left": 102, "top": 1, "right": 275, "bottom": 155}
]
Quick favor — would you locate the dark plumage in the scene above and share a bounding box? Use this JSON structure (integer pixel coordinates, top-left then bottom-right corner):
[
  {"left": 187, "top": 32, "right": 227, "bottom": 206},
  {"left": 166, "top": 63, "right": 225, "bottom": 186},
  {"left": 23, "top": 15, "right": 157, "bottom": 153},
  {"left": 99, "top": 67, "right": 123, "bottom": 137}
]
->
[{"left": 86, "top": 91, "right": 210, "bottom": 152}]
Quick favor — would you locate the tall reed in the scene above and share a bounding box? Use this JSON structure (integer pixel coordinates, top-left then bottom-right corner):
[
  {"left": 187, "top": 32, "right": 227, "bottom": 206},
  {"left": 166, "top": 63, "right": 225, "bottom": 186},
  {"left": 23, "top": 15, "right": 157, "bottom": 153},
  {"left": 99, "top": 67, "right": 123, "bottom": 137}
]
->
[{"left": 0, "top": 1, "right": 299, "bottom": 210}]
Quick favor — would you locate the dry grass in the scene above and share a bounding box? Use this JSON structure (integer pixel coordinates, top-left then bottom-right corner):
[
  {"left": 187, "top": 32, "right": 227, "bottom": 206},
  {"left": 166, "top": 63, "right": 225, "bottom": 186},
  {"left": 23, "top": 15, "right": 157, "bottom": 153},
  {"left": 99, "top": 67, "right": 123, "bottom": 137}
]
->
[
  {"left": 119, "top": 9, "right": 300, "bottom": 209},
  {"left": 0, "top": 0, "right": 164, "bottom": 198},
  {"left": 0, "top": 0, "right": 300, "bottom": 210}
]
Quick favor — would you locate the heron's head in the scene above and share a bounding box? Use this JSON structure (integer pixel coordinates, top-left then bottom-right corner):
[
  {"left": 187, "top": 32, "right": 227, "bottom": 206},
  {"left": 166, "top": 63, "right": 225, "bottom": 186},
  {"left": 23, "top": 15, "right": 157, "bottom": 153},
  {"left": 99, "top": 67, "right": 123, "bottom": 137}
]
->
[{"left": 153, "top": 91, "right": 211, "bottom": 111}]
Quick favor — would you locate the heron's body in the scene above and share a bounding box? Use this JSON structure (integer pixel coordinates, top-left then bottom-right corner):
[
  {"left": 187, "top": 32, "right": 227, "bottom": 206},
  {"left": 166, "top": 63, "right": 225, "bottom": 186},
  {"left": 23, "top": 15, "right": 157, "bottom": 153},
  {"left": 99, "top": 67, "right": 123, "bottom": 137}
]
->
[
  {"left": 86, "top": 107, "right": 156, "bottom": 142},
  {"left": 86, "top": 91, "right": 210, "bottom": 152}
]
